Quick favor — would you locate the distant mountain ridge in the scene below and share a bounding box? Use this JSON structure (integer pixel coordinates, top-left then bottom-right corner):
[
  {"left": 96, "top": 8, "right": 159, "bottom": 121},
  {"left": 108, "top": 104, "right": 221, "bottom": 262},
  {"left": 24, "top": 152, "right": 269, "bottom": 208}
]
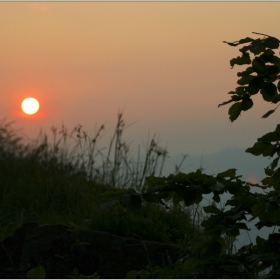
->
[{"left": 164, "top": 147, "right": 271, "bottom": 183}]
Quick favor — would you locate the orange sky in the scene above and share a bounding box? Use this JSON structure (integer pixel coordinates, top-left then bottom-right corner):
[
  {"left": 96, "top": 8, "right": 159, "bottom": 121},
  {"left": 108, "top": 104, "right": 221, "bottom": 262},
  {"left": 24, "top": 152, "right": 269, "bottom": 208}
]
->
[{"left": 1, "top": 2, "right": 280, "bottom": 157}]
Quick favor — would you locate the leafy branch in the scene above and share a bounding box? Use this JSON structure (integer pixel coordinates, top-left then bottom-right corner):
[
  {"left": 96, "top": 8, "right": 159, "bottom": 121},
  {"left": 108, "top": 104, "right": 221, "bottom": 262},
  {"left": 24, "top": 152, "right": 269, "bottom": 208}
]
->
[{"left": 220, "top": 32, "right": 280, "bottom": 122}]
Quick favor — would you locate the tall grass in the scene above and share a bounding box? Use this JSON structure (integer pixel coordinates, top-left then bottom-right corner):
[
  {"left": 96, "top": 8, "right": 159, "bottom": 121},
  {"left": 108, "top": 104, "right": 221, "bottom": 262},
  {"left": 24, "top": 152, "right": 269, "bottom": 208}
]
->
[
  {"left": 32, "top": 113, "right": 170, "bottom": 190},
  {"left": 0, "top": 114, "right": 208, "bottom": 248}
]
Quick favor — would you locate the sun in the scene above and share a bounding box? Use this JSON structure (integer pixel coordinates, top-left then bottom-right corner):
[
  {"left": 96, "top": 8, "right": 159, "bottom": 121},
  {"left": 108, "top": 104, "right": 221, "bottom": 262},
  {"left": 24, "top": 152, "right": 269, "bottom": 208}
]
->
[{"left": 21, "top": 97, "right": 40, "bottom": 115}]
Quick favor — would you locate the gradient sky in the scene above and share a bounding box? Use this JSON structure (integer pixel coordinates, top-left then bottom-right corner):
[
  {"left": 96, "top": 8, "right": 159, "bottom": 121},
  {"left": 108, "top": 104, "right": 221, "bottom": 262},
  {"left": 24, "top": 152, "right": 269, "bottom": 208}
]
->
[{"left": 1, "top": 2, "right": 280, "bottom": 159}]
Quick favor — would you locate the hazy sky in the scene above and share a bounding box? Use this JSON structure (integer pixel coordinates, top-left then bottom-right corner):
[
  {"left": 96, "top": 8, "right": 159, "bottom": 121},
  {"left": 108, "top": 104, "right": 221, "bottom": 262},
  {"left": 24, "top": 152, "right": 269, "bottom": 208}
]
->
[{"left": 1, "top": 2, "right": 280, "bottom": 158}]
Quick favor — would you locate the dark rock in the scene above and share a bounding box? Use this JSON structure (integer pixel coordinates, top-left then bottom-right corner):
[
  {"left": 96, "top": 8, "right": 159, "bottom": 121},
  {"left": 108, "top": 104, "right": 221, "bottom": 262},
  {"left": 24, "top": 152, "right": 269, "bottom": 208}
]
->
[{"left": 0, "top": 223, "right": 186, "bottom": 278}]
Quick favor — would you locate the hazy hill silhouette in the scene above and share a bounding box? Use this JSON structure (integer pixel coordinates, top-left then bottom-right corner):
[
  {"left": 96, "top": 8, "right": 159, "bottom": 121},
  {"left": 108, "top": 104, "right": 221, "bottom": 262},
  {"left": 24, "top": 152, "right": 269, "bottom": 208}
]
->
[{"left": 165, "top": 147, "right": 271, "bottom": 184}]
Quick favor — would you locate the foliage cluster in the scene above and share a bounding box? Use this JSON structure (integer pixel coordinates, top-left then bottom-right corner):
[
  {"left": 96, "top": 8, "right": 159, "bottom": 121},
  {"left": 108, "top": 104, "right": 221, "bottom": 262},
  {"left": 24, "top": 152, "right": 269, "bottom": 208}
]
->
[{"left": 100, "top": 32, "right": 280, "bottom": 278}]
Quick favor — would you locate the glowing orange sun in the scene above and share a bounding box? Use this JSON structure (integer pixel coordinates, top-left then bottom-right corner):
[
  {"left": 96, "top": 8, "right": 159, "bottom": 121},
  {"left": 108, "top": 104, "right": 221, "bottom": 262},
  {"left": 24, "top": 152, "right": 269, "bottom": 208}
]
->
[{"left": 21, "top": 97, "right": 40, "bottom": 115}]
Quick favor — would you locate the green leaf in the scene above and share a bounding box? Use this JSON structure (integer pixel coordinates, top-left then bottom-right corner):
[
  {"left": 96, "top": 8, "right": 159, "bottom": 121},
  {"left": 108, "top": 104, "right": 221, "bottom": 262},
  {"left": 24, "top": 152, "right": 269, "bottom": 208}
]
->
[
  {"left": 195, "top": 194, "right": 203, "bottom": 204},
  {"left": 237, "top": 66, "right": 254, "bottom": 77},
  {"left": 236, "top": 222, "right": 249, "bottom": 230},
  {"left": 238, "top": 38, "right": 264, "bottom": 54},
  {"left": 142, "top": 192, "right": 160, "bottom": 203},
  {"left": 262, "top": 108, "right": 277, "bottom": 118},
  {"left": 27, "top": 264, "right": 46, "bottom": 279},
  {"left": 261, "top": 82, "right": 278, "bottom": 102},
  {"left": 231, "top": 95, "right": 242, "bottom": 101},
  {"left": 263, "top": 37, "right": 280, "bottom": 49},
  {"left": 227, "top": 212, "right": 245, "bottom": 222},
  {"left": 73, "top": 267, "right": 79, "bottom": 278},
  {"left": 246, "top": 142, "right": 271, "bottom": 156},
  {"left": 209, "top": 183, "right": 224, "bottom": 192},
  {"left": 223, "top": 41, "right": 239, "bottom": 47},
  {"left": 217, "top": 168, "right": 236, "bottom": 179},
  {"left": 225, "top": 182, "right": 240, "bottom": 194},
  {"left": 218, "top": 99, "right": 234, "bottom": 108},
  {"left": 228, "top": 102, "right": 242, "bottom": 122},
  {"left": 260, "top": 48, "right": 275, "bottom": 62},
  {"left": 261, "top": 177, "right": 271, "bottom": 185},
  {"left": 261, "top": 57, "right": 280, "bottom": 69},
  {"left": 258, "top": 131, "right": 279, "bottom": 142},
  {"left": 260, "top": 49, "right": 280, "bottom": 64},
  {"left": 268, "top": 207, "right": 280, "bottom": 223},
  {"left": 125, "top": 270, "right": 138, "bottom": 279},
  {"left": 235, "top": 86, "right": 248, "bottom": 96},
  {"left": 250, "top": 43, "right": 266, "bottom": 55},
  {"left": 98, "top": 200, "right": 117, "bottom": 210},
  {"left": 204, "top": 175, "right": 218, "bottom": 186},
  {"left": 237, "top": 264, "right": 245, "bottom": 273},
  {"left": 241, "top": 97, "right": 253, "bottom": 111},
  {"left": 203, "top": 205, "right": 222, "bottom": 214},
  {"left": 244, "top": 254, "right": 262, "bottom": 262},
  {"left": 182, "top": 187, "right": 198, "bottom": 206},
  {"left": 256, "top": 235, "right": 266, "bottom": 247},
  {"left": 276, "top": 124, "right": 280, "bottom": 134},
  {"left": 213, "top": 191, "right": 220, "bottom": 203},
  {"left": 270, "top": 56, "right": 280, "bottom": 65},
  {"left": 203, "top": 241, "right": 223, "bottom": 258},
  {"left": 223, "top": 37, "right": 253, "bottom": 47},
  {"left": 182, "top": 257, "right": 198, "bottom": 272},
  {"left": 230, "top": 53, "right": 251, "bottom": 68},
  {"left": 237, "top": 75, "right": 254, "bottom": 85},
  {"left": 172, "top": 193, "right": 182, "bottom": 205},
  {"left": 266, "top": 65, "right": 280, "bottom": 77},
  {"left": 265, "top": 168, "right": 274, "bottom": 176},
  {"left": 277, "top": 147, "right": 280, "bottom": 157},
  {"left": 252, "top": 57, "right": 266, "bottom": 74},
  {"left": 203, "top": 224, "right": 225, "bottom": 239},
  {"left": 192, "top": 240, "right": 209, "bottom": 253},
  {"left": 271, "top": 157, "right": 279, "bottom": 169},
  {"left": 262, "top": 145, "right": 277, "bottom": 157},
  {"left": 158, "top": 190, "right": 174, "bottom": 199},
  {"left": 239, "top": 37, "right": 254, "bottom": 44},
  {"left": 248, "top": 76, "right": 264, "bottom": 95},
  {"left": 120, "top": 194, "right": 141, "bottom": 210},
  {"left": 145, "top": 175, "right": 166, "bottom": 187},
  {"left": 272, "top": 94, "right": 280, "bottom": 104},
  {"left": 226, "top": 226, "right": 240, "bottom": 237}
]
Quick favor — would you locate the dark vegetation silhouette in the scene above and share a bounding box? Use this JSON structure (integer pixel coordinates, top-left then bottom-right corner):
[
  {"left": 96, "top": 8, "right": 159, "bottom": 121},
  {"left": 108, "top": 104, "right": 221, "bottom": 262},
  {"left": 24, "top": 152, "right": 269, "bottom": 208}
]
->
[
  {"left": 104, "top": 32, "right": 280, "bottom": 278},
  {"left": 2, "top": 31, "right": 280, "bottom": 278},
  {"left": 0, "top": 116, "right": 207, "bottom": 278}
]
